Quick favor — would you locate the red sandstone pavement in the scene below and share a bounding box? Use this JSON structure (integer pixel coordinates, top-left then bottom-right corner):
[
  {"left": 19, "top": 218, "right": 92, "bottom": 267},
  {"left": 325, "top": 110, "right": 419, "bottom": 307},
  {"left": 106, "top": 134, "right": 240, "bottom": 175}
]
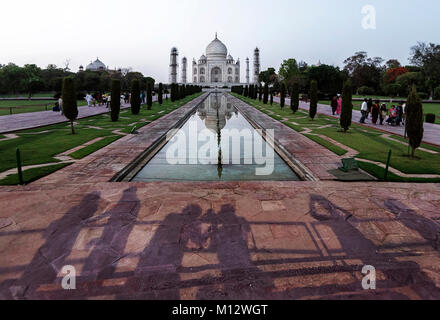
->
[
  {"left": 1, "top": 93, "right": 440, "bottom": 300},
  {"left": 274, "top": 97, "right": 440, "bottom": 147}
]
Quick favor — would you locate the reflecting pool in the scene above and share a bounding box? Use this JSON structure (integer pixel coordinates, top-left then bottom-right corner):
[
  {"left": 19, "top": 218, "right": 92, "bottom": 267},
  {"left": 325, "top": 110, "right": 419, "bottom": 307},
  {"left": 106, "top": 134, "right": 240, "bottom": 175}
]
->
[{"left": 132, "top": 93, "right": 300, "bottom": 182}]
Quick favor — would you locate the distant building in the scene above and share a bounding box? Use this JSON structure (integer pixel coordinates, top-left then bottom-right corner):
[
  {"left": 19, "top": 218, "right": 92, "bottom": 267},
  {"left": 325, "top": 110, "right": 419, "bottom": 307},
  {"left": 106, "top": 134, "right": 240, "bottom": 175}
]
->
[{"left": 86, "top": 58, "right": 107, "bottom": 71}]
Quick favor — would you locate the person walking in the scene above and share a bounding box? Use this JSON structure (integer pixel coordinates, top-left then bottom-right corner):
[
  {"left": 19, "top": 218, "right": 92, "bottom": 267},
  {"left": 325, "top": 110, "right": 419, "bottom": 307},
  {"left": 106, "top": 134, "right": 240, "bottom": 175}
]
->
[
  {"left": 367, "top": 98, "right": 373, "bottom": 119},
  {"left": 379, "top": 103, "right": 387, "bottom": 125},
  {"left": 360, "top": 98, "right": 368, "bottom": 123},
  {"left": 371, "top": 100, "right": 380, "bottom": 124},
  {"left": 336, "top": 95, "right": 342, "bottom": 115},
  {"left": 85, "top": 93, "right": 93, "bottom": 107},
  {"left": 58, "top": 96, "right": 63, "bottom": 115},
  {"left": 331, "top": 96, "right": 338, "bottom": 115},
  {"left": 106, "top": 94, "right": 111, "bottom": 109}
]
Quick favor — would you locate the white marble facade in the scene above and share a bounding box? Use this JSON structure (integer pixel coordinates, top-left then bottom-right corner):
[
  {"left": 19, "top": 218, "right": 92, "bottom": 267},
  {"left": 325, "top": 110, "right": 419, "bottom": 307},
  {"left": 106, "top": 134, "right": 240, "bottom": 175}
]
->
[{"left": 192, "top": 34, "right": 240, "bottom": 85}]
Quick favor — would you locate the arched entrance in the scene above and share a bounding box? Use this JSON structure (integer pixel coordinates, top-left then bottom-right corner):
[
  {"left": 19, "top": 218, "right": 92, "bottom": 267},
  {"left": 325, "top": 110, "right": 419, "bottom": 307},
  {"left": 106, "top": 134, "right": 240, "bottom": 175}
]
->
[{"left": 211, "top": 67, "right": 222, "bottom": 83}]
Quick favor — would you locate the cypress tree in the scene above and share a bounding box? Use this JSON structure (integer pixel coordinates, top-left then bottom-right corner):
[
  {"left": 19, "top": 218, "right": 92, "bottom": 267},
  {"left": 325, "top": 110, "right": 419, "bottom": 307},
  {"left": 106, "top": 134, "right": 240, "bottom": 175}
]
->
[
  {"left": 110, "top": 79, "right": 121, "bottom": 122},
  {"left": 406, "top": 86, "right": 424, "bottom": 158},
  {"left": 243, "top": 85, "right": 248, "bottom": 97},
  {"left": 263, "top": 83, "right": 269, "bottom": 104},
  {"left": 291, "top": 82, "right": 299, "bottom": 113},
  {"left": 170, "top": 84, "right": 176, "bottom": 102},
  {"left": 62, "top": 77, "right": 78, "bottom": 134},
  {"left": 270, "top": 90, "right": 273, "bottom": 105},
  {"left": 340, "top": 80, "right": 353, "bottom": 132},
  {"left": 309, "top": 80, "right": 318, "bottom": 120},
  {"left": 158, "top": 83, "right": 163, "bottom": 105},
  {"left": 258, "top": 83, "right": 263, "bottom": 101},
  {"left": 130, "top": 79, "right": 141, "bottom": 115},
  {"left": 146, "top": 82, "right": 153, "bottom": 110},
  {"left": 280, "top": 83, "right": 286, "bottom": 109},
  {"left": 254, "top": 84, "right": 258, "bottom": 100}
]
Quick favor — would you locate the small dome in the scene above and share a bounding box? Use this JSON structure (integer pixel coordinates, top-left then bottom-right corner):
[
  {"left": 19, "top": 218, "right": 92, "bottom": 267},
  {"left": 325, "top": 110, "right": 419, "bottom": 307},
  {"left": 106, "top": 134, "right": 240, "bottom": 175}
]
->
[
  {"left": 199, "top": 54, "right": 206, "bottom": 60},
  {"left": 206, "top": 35, "right": 227, "bottom": 60},
  {"left": 227, "top": 54, "right": 234, "bottom": 61},
  {"left": 86, "top": 58, "right": 106, "bottom": 71}
]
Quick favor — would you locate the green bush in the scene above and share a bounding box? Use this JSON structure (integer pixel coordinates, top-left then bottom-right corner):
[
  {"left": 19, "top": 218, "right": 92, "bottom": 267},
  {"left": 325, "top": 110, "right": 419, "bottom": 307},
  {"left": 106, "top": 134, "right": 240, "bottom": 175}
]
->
[
  {"left": 263, "top": 83, "right": 269, "bottom": 104},
  {"left": 61, "top": 77, "right": 78, "bottom": 134},
  {"left": 158, "top": 83, "right": 163, "bottom": 105},
  {"left": 406, "top": 86, "right": 424, "bottom": 157},
  {"left": 426, "top": 113, "right": 436, "bottom": 124},
  {"left": 357, "top": 86, "right": 375, "bottom": 96},
  {"left": 434, "top": 86, "right": 440, "bottom": 100},
  {"left": 280, "top": 83, "right": 286, "bottom": 108},
  {"left": 130, "top": 79, "right": 141, "bottom": 115},
  {"left": 291, "top": 82, "right": 299, "bottom": 113},
  {"left": 340, "top": 80, "right": 353, "bottom": 132},
  {"left": 110, "top": 79, "right": 121, "bottom": 122},
  {"left": 309, "top": 80, "right": 318, "bottom": 120},
  {"left": 146, "top": 82, "right": 153, "bottom": 110}
]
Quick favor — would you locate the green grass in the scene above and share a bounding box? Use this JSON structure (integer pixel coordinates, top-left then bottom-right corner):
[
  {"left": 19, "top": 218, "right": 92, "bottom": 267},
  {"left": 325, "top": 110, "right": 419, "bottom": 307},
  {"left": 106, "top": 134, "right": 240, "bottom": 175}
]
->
[
  {"left": 0, "top": 93, "right": 203, "bottom": 181},
  {"left": 303, "top": 134, "right": 348, "bottom": 156},
  {"left": 232, "top": 93, "right": 440, "bottom": 182},
  {"left": 69, "top": 135, "right": 121, "bottom": 159},
  {"left": 0, "top": 163, "right": 71, "bottom": 185},
  {"left": 0, "top": 100, "right": 86, "bottom": 115},
  {"left": 358, "top": 161, "right": 440, "bottom": 183}
]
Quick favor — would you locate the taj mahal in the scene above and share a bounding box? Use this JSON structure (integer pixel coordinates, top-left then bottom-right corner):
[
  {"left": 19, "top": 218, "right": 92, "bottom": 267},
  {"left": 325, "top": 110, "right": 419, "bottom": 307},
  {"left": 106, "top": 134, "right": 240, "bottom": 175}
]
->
[{"left": 169, "top": 34, "right": 260, "bottom": 87}]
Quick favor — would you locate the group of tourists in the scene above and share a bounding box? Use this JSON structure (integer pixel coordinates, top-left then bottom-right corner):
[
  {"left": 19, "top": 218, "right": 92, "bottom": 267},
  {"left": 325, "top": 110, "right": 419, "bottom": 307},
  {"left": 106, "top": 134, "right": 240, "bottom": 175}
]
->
[
  {"left": 85, "top": 93, "right": 112, "bottom": 108},
  {"left": 360, "top": 98, "right": 405, "bottom": 126}
]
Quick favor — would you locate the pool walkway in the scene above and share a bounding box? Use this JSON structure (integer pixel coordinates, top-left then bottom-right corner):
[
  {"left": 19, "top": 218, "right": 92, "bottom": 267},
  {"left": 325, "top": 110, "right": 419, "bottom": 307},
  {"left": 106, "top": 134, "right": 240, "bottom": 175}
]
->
[
  {"left": 0, "top": 93, "right": 439, "bottom": 300},
  {"left": 0, "top": 97, "right": 158, "bottom": 134},
  {"left": 274, "top": 97, "right": 440, "bottom": 147}
]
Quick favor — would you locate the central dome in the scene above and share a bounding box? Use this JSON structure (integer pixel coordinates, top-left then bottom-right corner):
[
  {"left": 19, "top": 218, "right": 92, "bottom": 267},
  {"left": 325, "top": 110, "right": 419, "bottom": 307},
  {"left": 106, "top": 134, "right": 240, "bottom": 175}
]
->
[{"left": 206, "top": 35, "right": 227, "bottom": 59}]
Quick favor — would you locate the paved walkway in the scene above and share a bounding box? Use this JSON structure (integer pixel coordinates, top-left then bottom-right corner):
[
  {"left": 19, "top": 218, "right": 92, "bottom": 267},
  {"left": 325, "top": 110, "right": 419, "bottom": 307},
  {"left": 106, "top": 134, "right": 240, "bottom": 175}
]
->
[
  {"left": 0, "top": 94, "right": 440, "bottom": 300},
  {"left": 274, "top": 97, "right": 440, "bottom": 146},
  {"left": 0, "top": 97, "right": 158, "bottom": 134}
]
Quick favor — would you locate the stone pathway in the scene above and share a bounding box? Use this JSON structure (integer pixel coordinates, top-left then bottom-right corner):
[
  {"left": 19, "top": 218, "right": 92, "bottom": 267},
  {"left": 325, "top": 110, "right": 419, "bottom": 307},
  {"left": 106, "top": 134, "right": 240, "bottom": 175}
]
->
[
  {"left": 274, "top": 97, "right": 440, "bottom": 147},
  {"left": 0, "top": 97, "right": 157, "bottom": 134}
]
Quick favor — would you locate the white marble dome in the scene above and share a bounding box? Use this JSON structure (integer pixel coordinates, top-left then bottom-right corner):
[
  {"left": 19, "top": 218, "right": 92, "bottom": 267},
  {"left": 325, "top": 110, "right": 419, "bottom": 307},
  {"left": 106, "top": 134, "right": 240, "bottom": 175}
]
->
[
  {"left": 86, "top": 58, "right": 106, "bottom": 71},
  {"left": 206, "top": 35, "right": 227, "bottom": 60}
]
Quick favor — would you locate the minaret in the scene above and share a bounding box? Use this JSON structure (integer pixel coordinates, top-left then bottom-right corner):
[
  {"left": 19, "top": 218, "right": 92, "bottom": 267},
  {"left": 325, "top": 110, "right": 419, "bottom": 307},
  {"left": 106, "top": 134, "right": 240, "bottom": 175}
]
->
[
  {"left": 246, "top": 57, "right": 250, "bottom": 84},
  {"left": 181, "top": 57, "right": 187, "bottom": 84},
  {"left": 169, "top": 47, "right": 178, "bottom": 84},
  {"left": 253, "top": 47, "right": 260, "bottom": 84}
]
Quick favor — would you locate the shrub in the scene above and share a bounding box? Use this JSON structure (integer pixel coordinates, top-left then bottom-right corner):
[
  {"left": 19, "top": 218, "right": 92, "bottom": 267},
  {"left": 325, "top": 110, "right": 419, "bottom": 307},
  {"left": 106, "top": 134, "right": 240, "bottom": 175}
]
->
[
  {"left": 158, "top": 83, "right": 163, "bottom": 105},
  {"left": 258, "top": 83, "right": 263, "bottom": 101},
  {"left": 309, "top": 80, "right": 318, "bottom": 120},
  {"left": 434, "top": 86, "right": 440, "bottom": 100},
  {"left": 357, "top": 86, "right": 374, "bottom": 96},
  {"left": 130, "top": 79, "right": 141, "bottom": 115},
  {"left": 270, "top": 91, "right": 273, "bottom": 105},
  {"left": 426, "top": 113, "right": 436, "bottom": 124},
  {"left": 280, "top": 83, "right": 286, "bottom": 108},
  {"left": 406, "top": 86, "right": 424, "bottom": 158},
  {"left": 340, "top": 80, "right": 353, "bottom": 132},
  {"left": 418, "top": 92, "right": 429, "bottom": 100},
  {"left": 146, "top": 82, "right": 153, "bottom": 110},
  {"left": 263, "top": 83, "right": 269, "bottom": 104},
  {"left": 110, "top": 79, "right": 121, "bottom": 122},
  {"left": 62, "top": 77, "right": 78, "bottom": 134},
  {"left": 291, "top": 82, "right": 299, "bottom": 113}
]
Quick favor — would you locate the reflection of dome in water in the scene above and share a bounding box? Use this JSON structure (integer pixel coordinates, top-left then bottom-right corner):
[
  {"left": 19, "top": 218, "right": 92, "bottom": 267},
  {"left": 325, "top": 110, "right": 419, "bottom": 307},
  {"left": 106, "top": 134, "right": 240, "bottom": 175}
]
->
[{"left": 199, "top": 94, "right": 233, "bottom": 134}]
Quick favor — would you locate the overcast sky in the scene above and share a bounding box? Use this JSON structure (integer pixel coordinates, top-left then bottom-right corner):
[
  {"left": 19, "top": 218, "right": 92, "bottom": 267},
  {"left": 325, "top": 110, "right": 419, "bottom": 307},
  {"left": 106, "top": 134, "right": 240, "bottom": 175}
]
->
[{"left": 1, "top": 0, "right": 439, "bottom": 83}]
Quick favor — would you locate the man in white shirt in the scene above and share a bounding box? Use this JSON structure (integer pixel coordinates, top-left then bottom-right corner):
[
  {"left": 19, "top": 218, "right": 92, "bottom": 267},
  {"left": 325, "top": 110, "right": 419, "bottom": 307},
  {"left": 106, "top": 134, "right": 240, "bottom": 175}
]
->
[{"left": 360, "top": 98, "right": 368, "bottom": 123}]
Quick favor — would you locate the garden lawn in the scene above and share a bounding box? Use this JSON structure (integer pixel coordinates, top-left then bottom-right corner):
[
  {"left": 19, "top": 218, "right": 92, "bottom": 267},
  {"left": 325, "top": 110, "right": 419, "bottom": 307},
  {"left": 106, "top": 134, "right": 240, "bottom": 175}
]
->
[
  {"left": 0, "top": 100, "right": 86, "bottom": 116},
  {"left": 0, "top": 93, "right": 202, "bottom": 185},
  {"left": 233, "top": 93, "right": 440, "bottom": 181}
]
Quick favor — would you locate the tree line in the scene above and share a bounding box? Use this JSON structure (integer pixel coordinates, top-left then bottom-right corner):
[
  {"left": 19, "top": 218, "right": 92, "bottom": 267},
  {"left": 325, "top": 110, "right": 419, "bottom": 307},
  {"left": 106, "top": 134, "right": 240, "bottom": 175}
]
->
[
  {"left": 0, "top": 63, "right": 155, "bottom": 97},
  {"left": 257, "top": 41, "right": 440, "bottom": 100}
]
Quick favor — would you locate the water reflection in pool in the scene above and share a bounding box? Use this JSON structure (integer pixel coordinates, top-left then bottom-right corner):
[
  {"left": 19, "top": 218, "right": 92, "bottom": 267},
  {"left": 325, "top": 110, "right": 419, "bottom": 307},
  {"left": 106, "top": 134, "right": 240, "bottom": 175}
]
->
[{"left": 132, "top": 93, "right": 300, "bottom": 182}]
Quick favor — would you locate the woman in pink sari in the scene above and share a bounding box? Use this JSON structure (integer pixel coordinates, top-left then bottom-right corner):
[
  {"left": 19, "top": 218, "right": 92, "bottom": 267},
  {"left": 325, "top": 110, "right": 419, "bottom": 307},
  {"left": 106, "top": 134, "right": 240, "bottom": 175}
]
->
[{"left": 336, "top": 95, "right": 342, "bottom": 115}]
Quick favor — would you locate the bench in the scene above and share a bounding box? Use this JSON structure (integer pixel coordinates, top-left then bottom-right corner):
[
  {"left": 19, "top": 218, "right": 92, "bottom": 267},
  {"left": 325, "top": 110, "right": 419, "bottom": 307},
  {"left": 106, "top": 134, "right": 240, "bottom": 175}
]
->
[{"left": 339, "top": 158, "right": 359, "bottom": 172}]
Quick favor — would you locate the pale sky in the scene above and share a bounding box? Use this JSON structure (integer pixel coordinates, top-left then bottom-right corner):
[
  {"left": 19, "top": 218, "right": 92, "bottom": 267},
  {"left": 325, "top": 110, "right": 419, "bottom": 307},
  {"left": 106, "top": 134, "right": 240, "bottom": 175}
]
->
[{"left": 1, "top": 0, "right": 439, "bottom": 83}]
